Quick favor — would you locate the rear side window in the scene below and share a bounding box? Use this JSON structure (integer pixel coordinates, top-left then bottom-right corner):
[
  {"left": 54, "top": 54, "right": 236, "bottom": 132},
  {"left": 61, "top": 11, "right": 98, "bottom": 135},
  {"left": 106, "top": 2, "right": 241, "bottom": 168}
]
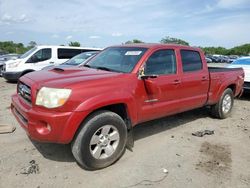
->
[
  {"left": 145, "top": 49, "right": 176, "bottom": 75},
  {"left": 180, "top": 50, "right": 202, "bottom": 72},
  {"left": 57, "top": 49, "right": 82, "bottom": 59}
]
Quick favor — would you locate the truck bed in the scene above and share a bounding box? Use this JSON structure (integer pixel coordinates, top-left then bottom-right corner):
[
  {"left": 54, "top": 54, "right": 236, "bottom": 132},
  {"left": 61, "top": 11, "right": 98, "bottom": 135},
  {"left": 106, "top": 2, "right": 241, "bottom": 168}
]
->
[
  {"left": 208, "top": 67, "right": 243, "bottom": 72},
  {"left": 207, "top": 66, "right": 244, "bottom": 105}
]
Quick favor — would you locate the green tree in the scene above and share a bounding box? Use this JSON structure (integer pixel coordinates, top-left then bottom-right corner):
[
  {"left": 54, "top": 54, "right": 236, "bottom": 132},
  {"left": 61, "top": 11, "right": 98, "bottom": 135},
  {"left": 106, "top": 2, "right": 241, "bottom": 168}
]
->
[
  {"left": 68, "top": 41, "right": 81, "bottom": 47},
  {"left": 28, "top": 41, "right": 37, "bottom": 47},
  {"left": 125, "top": 39, "right": 144, "bottom": 44},
  {"left": 201, "top": 44, "right": 250, "bottom": 56},
  {"left": 160, "top": 36, "right": 189, "bottom": 46},
  {"left": 0, "top": 41, "right": 28, "bottom": 54},
  {"left": 229, "top": 44, "right": 250, "bottom": 56},
  {"left": 202, "top": 46, "right": 228, "bottom": 55}
]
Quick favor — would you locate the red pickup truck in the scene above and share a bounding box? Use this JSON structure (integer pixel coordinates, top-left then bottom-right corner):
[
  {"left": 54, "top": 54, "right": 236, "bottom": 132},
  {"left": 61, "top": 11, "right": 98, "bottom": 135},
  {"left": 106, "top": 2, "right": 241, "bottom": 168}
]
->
[{"left": 11, "top": 44, "right": 244, "bottom": 170}]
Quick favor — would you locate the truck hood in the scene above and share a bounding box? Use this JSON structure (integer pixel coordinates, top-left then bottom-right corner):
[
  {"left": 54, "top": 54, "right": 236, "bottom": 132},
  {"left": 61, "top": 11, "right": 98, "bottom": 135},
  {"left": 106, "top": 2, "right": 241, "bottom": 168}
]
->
[{"left": 23, "top": 67, "right": 122, "bottom": 88}]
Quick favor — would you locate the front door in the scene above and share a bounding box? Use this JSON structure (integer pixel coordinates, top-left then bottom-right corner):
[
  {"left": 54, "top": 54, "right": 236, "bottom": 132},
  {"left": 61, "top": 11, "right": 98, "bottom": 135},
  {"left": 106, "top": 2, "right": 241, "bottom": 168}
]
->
[
  {"left": 138, "top": 49, "right": 183, "bottom": 122},
  {"left": 26, "top": 48, "right": 53, "bottom": 70}
]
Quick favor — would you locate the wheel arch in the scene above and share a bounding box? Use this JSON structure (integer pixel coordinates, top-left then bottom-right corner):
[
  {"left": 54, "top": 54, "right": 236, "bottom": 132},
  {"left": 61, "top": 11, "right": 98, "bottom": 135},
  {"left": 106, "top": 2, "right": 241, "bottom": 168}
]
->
[{"left": 20, "top": 69, "right": 35, "bottom": 77}]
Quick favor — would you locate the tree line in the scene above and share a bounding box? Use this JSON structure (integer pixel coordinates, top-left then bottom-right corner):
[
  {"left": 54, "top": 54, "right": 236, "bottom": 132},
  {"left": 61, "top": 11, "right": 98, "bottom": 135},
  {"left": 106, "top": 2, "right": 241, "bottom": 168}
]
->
[
  {"left": 0, "top": 37, "right": 249, "bottom": 56},
  {"left": 125, "top": 37, "right": 250, "bottom": 56}
]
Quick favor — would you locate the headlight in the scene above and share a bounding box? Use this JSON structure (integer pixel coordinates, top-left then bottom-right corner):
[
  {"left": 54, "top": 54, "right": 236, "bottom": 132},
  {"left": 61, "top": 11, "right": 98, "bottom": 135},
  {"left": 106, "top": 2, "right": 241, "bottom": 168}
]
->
[
  {"left": 7, "top": 60, "right": 22, "bottom": 68},
  {"left": 36, "top": 87, "right": 71, "bottom": 108}
]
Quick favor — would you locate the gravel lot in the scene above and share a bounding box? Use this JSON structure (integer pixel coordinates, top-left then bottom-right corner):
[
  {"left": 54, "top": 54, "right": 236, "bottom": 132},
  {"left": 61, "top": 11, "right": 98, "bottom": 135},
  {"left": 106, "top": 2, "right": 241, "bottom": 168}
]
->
[{"left": 0, "top": 65, "right": 250, "bottom": 188}]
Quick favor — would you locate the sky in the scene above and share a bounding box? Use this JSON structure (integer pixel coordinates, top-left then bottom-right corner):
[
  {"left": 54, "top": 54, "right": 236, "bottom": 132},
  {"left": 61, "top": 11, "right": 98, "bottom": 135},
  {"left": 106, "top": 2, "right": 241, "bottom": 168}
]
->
[{"left": 0, "top": 0, "right": 249, "bottom": 48}]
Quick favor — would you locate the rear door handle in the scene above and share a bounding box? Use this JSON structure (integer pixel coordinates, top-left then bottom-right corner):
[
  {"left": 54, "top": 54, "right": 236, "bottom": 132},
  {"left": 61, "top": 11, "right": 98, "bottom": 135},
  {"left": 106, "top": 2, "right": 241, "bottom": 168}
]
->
[
  {"left": 50, "top": 62, "right": 54, "bottom": 64},
  {"left": 173, "top": 79, "right": 181, "bottom": 85}
]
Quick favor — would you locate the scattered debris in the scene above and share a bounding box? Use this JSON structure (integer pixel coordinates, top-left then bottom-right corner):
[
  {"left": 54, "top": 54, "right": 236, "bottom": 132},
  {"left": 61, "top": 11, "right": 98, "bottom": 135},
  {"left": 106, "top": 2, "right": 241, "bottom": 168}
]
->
[
  {"left": 21, "top": 160, "right": 40, "bottom": 175},
  {"left": 162, "top": 168, "right": 168, "bottom": 174},
  {"left": 192, "top": 130, "right": 214, "bottom": 137},
  {"left": 0, "top": 124, "right": 16, "bottom": 134},
  {"left": 176, "top": 153, "right": 181, "bottom": 156},
  {"left": 124, "top": 168, "right": 168, "bottom": 187},
  {"left": 171, "top": 135, "right": 174, "bottom": 138}
]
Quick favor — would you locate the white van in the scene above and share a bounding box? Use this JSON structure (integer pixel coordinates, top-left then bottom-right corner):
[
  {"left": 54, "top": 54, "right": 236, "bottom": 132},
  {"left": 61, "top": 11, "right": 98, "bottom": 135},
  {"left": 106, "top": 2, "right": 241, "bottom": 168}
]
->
[{"left": 2, "top": 45, "right": 101, "bottom": 82}]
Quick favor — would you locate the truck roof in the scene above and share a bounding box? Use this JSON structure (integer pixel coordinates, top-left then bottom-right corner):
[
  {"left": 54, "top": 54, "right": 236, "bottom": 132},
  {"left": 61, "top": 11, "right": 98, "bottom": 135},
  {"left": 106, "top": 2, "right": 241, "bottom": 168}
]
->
[{"left": 111, "top": 43, "right": 202, "bottom": 51}]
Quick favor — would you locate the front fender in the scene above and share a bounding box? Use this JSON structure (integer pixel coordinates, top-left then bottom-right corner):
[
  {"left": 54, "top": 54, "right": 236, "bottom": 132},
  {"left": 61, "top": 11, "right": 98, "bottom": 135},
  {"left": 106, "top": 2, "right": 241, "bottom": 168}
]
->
[{"left": 74, "top": 91, "right": 138, "bottom": 125}]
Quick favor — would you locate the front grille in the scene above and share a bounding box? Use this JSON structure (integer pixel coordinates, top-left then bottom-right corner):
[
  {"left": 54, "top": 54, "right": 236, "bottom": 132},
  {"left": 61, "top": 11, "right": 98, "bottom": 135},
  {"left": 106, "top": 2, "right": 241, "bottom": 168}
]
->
[{"left": 18, "top": 82, "right": 32, "bottom": 104}]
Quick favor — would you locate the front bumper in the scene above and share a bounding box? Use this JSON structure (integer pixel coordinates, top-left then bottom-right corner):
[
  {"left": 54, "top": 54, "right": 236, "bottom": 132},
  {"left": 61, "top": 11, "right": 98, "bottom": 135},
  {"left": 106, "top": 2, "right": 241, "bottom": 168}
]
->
[
  {"left": 11, "top": 94, "right": 89, "bottom": 144},
  {"left": 2, "top": 71, "right": 22, "bottom": 82}
]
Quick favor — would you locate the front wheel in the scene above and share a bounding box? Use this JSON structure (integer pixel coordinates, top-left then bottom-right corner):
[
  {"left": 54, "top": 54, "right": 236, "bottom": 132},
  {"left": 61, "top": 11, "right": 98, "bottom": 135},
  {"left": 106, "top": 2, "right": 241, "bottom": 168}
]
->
[
  {"left": 71, "top": 110, "right": 127, "bottom": 170},
  {"left": 210, "top": 88, "right": 234, "bottom": 119}
]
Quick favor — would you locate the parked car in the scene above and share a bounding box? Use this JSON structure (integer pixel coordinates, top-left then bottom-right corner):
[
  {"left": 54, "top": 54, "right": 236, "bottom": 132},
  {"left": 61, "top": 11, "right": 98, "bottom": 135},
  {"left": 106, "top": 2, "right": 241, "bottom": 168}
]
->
[
  {"left": 208, "top": 55, "right": 220, "bottom": 63},
  {"left": 42, "top": 51, "right": 99, "bottom": 70},
  {"left": 228, "top": 55, "right": 239, "bottom": 63},
  {"left": 227, "top": 57, "right": 250, "bottom": 90},
  {"left": 0, "top": 54, "right": 20, "bottom": 76},
  {"left": 2, "top": 46, "right": 101, "bottom": 82},
  {"left": 11, "top": 44, "right": 244, "bottom": 170},
  {"left": 205, "top": 57, "right": 212, "bottom": 63}
]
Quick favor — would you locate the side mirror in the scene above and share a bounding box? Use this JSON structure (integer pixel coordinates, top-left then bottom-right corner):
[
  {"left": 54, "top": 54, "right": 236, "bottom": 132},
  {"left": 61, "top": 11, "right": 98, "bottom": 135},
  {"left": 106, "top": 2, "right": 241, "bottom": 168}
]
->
[
  {"left": 138, "top": 65, "right": 158, "bottom": 80},
  {"left": 143, "top": 78, "right": 160, "bottom": 95},
  {"left": 26, "top": 56, "right": 38, "bottom": 63}
]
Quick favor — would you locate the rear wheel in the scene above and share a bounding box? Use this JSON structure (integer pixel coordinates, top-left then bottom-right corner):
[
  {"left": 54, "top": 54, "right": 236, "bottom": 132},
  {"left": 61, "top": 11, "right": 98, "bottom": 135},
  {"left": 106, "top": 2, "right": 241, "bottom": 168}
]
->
[
  {"left": 210, "top": 88, "right": 234, "bottom": 119},
  {"left": 71, "top": 110, "right": 127, "bottom": 170}
]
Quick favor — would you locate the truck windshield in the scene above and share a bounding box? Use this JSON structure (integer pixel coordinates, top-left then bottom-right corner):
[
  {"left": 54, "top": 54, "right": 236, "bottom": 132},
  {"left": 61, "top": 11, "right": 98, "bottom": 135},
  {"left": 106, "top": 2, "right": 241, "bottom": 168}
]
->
[
  {"left": 85, "top": 47, "right": 147, "bottom": 73},
  {"left": 20, "top": 47, "right": 37, "bottom": 59}
]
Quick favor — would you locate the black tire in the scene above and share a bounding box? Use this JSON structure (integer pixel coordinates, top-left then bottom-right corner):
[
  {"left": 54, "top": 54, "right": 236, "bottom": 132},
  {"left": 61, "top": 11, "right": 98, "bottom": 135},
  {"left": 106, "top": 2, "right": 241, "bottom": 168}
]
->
[
  {"left": 210, "top": 88, "right": 234, "bottom": 119},
  {"left": 71, "top": 110, "right": 127, "bottom": 170}
]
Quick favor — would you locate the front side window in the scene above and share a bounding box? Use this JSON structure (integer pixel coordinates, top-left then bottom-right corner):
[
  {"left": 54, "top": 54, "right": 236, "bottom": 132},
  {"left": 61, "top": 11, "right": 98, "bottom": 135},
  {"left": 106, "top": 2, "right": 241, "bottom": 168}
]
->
[
  {"left": 86, "top": 47, "right": 148, "bottom": 73},
  {"left": 26, "top": 48, "right": 51, "bottom": 63},
  {"left": 180, "top": 50, "right": 202, "bottom": 72},
  {"left": 144, "top": 49, "right": 176, "bottom": 75}
]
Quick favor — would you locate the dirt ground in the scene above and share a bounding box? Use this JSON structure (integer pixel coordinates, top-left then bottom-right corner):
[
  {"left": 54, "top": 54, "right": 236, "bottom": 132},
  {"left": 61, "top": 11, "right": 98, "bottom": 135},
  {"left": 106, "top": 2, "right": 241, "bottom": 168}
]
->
[{"left": 0, "top": 67, "right": 250, "bottom": 188}]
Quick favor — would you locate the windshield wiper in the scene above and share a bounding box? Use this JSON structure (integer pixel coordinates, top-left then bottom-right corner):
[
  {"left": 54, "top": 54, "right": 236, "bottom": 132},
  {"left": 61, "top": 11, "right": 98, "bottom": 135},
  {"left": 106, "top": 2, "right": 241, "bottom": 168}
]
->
[
  {"left": 83, "top": 65, "right": 124, "bottom": 73},
  {"left": 94, "top": 66, "right": 112, "bottom": 71},
  {"left": 83, "top": 64, "right": 91, "bottom": 68}
]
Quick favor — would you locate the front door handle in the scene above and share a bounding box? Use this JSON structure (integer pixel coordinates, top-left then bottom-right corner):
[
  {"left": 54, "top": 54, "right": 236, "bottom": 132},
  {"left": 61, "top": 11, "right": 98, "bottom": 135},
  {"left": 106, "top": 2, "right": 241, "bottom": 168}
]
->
[
  {"left": 202, "top": 76, "right": 208, "bottom": 81},
  {"left": 50, "top": 62, "right": 54, "bottom": 64},
  {"left": 173, "top": 80, "right": 181, "bottom": 85}
]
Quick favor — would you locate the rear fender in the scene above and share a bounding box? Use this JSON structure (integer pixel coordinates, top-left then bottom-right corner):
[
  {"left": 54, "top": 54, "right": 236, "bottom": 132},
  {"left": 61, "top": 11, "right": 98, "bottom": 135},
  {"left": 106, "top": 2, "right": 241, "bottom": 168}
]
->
[{"left": 209, "top": 81, "right": 236, "bottom": 104}]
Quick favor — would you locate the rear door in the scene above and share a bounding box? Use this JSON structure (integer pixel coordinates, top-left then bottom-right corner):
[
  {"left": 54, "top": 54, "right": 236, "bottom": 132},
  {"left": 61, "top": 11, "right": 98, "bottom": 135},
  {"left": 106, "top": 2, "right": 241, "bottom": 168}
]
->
[{"left": 177, "top": 49, "right": 209, "bottom": 111}]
